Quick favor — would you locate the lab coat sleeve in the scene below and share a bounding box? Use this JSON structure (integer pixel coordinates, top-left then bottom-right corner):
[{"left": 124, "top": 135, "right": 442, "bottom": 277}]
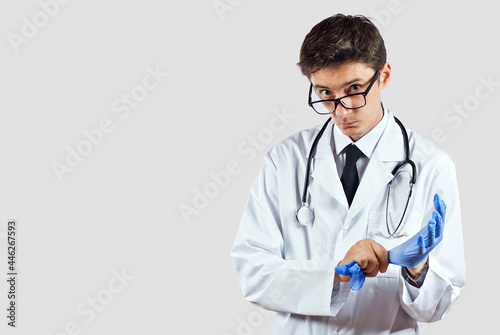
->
[
  {"left": 398, "top": 158, "right": 466, "bottom": 322},
  {"left": 230, "top": 151, "right": 348, "bottom": 316}
]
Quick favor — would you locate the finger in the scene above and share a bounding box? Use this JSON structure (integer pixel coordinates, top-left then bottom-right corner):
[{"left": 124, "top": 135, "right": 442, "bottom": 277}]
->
[
  {"left": 433, "top": 193, "right": 441, "bottom": 213},
  {"left": 335, "top": 262, "right": 353, "bottom": 276},
  {"left": 434, "top": 211, "right": 443, "bottom": 239},
  {"left": 364, "top": 268, "right": 381, "bottom": 278},
  {"left": 335, "top": 262, "right": 359, "bottom": 283},
  {"left": 428, "top": 215, "right": 436, "bottom": 247},
  {"left": 339, "top": 274, "right": 351, "bottom": 282},
  {"left": 433, "top": 193, "right": 447, "bottom": 220},
  {"left": 334, "top": 264, "right": 352, "bottom": 282},
  {"left": 369, "top": 240, "right": 389, "bottom": 273},
  {"left": 433, "top": 193, "right": 440, "bottom": 207},
  {"left": 347, "top": 240, "right": 372, "bottom": 272},
  {"left": 356, "top": 253, "right": 378, "bottom": 276},
  {"left": 418, "top": 234, "right": 427, "bottom": 254}
]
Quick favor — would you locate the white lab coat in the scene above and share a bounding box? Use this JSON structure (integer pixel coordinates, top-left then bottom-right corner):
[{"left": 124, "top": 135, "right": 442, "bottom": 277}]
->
[{"left": 230, "top": 110, "right": 465, "bottom": 335}]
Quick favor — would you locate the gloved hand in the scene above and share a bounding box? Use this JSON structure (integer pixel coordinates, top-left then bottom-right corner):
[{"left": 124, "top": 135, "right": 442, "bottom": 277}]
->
[
  {"left": 335, "top": 193, "right": 447, "bottom": 290},
  {"left": 334, "top": 261, "right": 365, "bottom": 291},
  {"left": 388, "top": 193, "right": 446, "bottom": 267}
]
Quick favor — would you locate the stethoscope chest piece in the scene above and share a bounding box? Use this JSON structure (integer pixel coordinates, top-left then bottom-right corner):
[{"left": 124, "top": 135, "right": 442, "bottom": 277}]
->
[{"left": 296, "top": 204, "right": 314, "bottom": 226}]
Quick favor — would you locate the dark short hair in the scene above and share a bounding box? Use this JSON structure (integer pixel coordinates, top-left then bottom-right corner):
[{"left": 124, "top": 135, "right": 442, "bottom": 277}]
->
[{"left": 298, "top": 14, "right": 387, "bottom": 78}]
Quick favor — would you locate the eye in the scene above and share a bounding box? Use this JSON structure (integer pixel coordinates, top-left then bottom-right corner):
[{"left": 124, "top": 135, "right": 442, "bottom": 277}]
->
[
  {"left": 349, "top": 84, "right": 361, "bottom": 92},
  {"left": 320, "top": 89, "right": 332, "bottom": 98}
]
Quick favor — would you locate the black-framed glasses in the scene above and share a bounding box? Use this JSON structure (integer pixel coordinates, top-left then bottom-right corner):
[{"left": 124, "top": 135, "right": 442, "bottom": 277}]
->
[{"left": 308, "top": 70, "right": 380, "bottom": 115}]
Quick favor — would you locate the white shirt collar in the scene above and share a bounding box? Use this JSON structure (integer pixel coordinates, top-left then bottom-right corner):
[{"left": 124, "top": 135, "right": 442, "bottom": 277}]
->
[{"left": 333, "top": 104, "right": 389, "bottom": 158}]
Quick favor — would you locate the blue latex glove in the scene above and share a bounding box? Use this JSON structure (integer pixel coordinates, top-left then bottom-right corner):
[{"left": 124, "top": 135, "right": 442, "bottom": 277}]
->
[
  {"left": 389, "top": 193, "right": 446, "bottom": 267},
  {"left": 334, "top": 261, "right": 365, "bottom": 291},
  {"left": 334, "top": 193, "right": 447, "bottom": 290}
]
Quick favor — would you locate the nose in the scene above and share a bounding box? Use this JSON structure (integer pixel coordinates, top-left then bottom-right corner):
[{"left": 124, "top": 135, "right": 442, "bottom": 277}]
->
[{"left": 334, "top": 103, "right": 351, "bottom": 119}]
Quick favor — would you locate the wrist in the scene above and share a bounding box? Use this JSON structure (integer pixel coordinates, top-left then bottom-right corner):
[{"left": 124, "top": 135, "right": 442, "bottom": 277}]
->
[
  {"left": 407, "top": 258, "right": 428, "bottom": 277},
  {"left": 402, "top": 258, "right": 429, "bottom": 288}
]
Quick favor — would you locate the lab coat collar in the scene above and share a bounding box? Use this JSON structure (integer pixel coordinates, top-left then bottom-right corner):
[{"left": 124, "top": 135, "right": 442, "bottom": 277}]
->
[
  {"left": 312, "top": 106, "right": 401, "bottom": 161},
  {"left": 309, "top": 120, "right": 347, "bottom": 207},
  {"left": 372, "top": 108, "right": 406, "bottom": 163},
  {"left": 310, "top": 108, "right": 406, "bottom": 213}
]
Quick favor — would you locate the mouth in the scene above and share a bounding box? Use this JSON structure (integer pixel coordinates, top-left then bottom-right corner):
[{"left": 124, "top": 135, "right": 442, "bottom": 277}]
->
[{"left": 339, "top": 121, "right": 358, "bottom": 129}]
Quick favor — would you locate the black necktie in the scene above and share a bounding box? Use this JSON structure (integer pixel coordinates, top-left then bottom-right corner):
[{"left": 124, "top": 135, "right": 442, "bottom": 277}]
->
[{"left": 341, "top": 144, "right": 363, "bottom": 207}]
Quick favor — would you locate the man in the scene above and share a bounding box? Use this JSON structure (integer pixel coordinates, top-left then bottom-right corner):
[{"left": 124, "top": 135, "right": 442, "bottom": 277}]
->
[{"left": 230, "top": 14, "right": 465, "bottom": 334}]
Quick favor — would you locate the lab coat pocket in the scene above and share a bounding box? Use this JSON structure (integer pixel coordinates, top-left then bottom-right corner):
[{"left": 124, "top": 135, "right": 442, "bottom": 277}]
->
[
  {"left": 367, "top": 211, "right": 424, "bottom": 253},
  {"left": 367, "top": 211, "right": 423, "bottom": 277}
]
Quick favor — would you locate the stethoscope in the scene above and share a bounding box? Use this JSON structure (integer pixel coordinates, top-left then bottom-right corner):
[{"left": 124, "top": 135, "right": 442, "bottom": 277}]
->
[{"left": 295, "top": 116, "right": 416, "bottom": 239}]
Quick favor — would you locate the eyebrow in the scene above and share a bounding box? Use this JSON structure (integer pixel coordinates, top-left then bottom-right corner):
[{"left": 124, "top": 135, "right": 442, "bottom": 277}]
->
[{"left": 313, "top": 77, "right": 366, "bottom": 90}]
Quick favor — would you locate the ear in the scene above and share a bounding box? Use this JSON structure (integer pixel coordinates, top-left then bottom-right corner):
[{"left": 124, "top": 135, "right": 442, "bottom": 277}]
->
[{"left": 379, "top": 62, "right": 391, "bottom": 89}]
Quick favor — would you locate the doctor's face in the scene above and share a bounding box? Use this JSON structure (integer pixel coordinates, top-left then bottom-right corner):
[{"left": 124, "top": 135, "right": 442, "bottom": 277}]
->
[{"left": 309, "top": 62, "right": 391, "bottom": 142}]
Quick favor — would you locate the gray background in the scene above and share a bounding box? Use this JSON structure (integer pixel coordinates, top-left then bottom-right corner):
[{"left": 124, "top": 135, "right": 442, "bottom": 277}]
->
[{"left": 0, "top": 0, "right": 497, "bottom": 334}]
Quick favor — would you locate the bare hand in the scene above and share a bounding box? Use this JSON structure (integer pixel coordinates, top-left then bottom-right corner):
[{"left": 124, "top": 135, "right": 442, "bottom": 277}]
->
[{"left": 337, "top": 239, "right": 389, "bottom": 282}]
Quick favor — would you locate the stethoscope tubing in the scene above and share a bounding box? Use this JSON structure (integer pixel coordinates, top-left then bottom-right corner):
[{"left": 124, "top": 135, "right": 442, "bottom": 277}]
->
[
  {"left": 297, "top": 116, "right": 416, "bottom": 232},
  {"left": 300, "top": 118, "right": 332, "bottom": 205}
]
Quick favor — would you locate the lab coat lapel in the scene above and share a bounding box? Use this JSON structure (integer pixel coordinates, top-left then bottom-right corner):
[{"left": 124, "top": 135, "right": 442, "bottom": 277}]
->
[
  {"left": 310, "top": 122, "right": 349, "bottom": 208},
  {"left": 346, "top": 115, "right": 406, "bottom": 223}
]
